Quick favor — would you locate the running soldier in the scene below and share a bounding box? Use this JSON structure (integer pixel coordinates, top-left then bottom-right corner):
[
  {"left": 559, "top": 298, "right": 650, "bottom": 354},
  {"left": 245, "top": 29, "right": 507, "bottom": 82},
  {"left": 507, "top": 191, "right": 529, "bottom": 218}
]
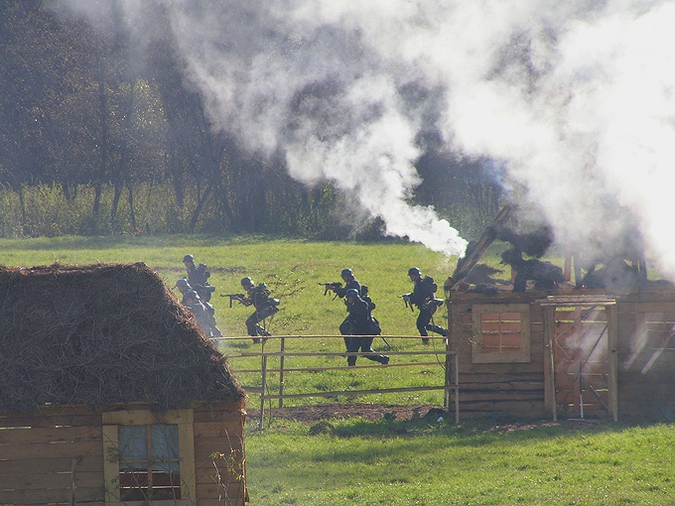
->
[
  {"left": 342, "top": 288, "right": 388, "bottom": 366},
  {"left": 402, "top": 267, "right": 447, "bottom": 344},
  {"left": 235, "top": 277, "right": 280, "bottom": 343}
]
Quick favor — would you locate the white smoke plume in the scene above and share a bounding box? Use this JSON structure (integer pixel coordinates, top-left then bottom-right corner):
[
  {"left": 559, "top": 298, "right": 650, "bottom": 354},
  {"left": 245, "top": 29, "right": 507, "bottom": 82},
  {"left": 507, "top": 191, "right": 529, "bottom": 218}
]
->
[{"left": 54, "top": 0, "right": 675, "bottom": 273}]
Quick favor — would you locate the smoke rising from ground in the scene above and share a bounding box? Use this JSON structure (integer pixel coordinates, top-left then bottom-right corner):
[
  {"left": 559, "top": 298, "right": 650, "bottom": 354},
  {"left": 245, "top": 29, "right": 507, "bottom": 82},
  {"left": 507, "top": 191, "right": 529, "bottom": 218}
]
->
[{"left": 55, "top": 0, "right": 675, "bottom": 272}]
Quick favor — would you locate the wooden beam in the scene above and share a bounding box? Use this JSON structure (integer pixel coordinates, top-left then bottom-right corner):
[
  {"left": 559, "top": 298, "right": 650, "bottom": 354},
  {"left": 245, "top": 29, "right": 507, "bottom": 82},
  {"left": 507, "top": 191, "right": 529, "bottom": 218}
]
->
[{"left": 451, "top": 206, "right": 514, "bottom": 289}]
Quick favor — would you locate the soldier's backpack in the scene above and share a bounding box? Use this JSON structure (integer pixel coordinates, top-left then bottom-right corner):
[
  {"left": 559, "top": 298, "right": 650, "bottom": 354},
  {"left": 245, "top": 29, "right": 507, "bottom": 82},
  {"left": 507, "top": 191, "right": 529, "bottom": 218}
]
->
[
  {"left": 361, "top": 285, "right": 376, "bottom": 311},
  {"left": 256, "top": 283, "right": 280, "bottom": 308},
  {"left": 422, "top": 275, "right": 438, "bottom": 293},
  {"left": 197, "top": 263, "right": 211, "bottom": 279}
]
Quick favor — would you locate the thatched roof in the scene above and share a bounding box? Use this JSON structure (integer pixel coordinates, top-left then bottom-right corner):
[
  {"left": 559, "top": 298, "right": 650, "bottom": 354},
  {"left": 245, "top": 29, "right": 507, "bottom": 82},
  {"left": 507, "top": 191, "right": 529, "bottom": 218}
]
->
[{"left": 0, "top": 262, "right": 245, "bottom": 414}]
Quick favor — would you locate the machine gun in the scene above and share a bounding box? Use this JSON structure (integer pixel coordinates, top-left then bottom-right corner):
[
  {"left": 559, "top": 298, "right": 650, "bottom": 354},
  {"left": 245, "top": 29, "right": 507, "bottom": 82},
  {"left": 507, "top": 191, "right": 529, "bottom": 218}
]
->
[
  {"left": 398, "top": 294, "right": 414, "bottom": 311},
  {"left": 222, "top": 293, "right": 246, "bottom": 308},
  {"left": 319, "top": 282, "right": 342, "bottom": 296}
]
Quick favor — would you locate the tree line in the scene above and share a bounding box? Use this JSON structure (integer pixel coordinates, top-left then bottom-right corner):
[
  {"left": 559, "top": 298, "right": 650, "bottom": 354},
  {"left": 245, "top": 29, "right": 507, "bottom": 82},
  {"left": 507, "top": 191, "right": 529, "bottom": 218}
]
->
[{"left": 0, "top": 1, "right": 501, "bottom": 239}]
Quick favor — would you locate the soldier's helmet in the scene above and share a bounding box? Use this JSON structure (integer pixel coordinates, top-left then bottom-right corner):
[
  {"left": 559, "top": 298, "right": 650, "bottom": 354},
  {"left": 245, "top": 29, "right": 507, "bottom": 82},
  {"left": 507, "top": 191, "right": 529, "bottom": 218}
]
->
[
  {"left": 408, "top": 267, "right": 421, "bottom": 277},
  {"left": 183, "top": 254, "right": 195, "bottom": 263},
  {"left": 241, "top": 277, "right": 254, "bottom": 288},
  {"left": 175, "top": 278, "right": 190, "bottom": 290},
  {"left": 341, "top": 268, "right": 353, "bottom": 278},
  {"left": 345, "top": 288, "right": 359, "bottom": 300}
]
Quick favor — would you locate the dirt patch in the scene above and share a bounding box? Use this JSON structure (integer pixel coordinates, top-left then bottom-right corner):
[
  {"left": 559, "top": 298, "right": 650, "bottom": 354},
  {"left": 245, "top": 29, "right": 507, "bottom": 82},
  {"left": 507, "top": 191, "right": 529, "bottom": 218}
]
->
[
  {"left": 246, "top": 403, "right": 616, "bottom": 434},
  {"left": 247, "top": 403, "right": 446, "bottom": 423}
]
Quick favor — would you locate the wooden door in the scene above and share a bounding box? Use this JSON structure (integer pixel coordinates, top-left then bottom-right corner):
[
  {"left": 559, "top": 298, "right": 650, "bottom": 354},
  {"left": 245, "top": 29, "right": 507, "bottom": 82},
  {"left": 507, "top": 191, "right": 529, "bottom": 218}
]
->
[{"left": 542, "top": 298, "right": 617, "bottom": 421}]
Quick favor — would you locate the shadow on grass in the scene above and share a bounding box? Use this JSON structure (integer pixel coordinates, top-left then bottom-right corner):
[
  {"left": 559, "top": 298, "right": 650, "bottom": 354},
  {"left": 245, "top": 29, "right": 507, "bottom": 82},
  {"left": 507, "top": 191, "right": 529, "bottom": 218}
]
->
[{"left": 294, "top": 414, "right": 629, "bottom": 446}]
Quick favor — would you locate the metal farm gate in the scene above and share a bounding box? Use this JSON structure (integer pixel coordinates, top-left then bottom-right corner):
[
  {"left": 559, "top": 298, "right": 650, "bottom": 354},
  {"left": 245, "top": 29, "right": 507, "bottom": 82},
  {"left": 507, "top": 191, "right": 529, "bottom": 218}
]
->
[{"left": 540, "top": 296, "right": 618, "bottom": 422}]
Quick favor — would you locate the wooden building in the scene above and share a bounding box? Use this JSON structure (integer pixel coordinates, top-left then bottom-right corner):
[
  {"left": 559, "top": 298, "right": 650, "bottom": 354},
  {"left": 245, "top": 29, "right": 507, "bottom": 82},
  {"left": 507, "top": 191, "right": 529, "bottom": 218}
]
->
[
  {"left": 448, "top": 285, "right": 675, "bottom": 422},
  {"left": 0, "top": 263, "right": 248, "bottom": 505}
]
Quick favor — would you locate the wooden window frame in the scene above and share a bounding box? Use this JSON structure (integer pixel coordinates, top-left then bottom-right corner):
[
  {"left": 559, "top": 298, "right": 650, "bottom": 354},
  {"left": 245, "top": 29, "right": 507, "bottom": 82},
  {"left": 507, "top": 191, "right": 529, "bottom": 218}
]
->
[
  {"left": 472, "top": 303, "right": 531, "bottom": 363},
  {"left": 102, "top": 409, "right": 196, "bottom": 505}
]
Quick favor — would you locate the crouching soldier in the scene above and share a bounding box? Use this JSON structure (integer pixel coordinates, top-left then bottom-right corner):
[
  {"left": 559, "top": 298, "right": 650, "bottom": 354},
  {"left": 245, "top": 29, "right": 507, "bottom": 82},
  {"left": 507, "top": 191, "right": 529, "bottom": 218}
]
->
[
  {"left": 183, "top": 290, "right": 222, "bottom": 338},
  {"left": 343, "top": 288, "right": 388, "bottom": 366},
  {"left": 239, "top": 277, "right": 280, "bottom": 343}
]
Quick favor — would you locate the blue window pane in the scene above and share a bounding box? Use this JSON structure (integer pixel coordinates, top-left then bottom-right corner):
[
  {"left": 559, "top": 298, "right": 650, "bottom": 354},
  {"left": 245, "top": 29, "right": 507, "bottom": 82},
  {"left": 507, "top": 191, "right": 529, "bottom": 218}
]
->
[
  {"left": 152, "top": 424, "right": 180, "bottom": 473},
  {"left": 119, "top": 425, "right": 148, "bottom": 470}
]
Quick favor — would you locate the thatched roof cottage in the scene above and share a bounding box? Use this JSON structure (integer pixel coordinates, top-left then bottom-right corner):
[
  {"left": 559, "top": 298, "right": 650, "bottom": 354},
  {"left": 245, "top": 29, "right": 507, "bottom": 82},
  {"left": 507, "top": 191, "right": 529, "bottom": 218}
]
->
[{"left": 0, "top": 263, "right": 247, "bottom": 505}]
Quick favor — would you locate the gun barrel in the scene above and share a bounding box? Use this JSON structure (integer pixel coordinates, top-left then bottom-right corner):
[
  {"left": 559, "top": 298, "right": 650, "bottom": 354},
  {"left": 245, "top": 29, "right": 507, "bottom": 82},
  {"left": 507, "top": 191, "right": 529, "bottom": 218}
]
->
[
  {"left": 319, "top": 282, "right": 341, "bottom": 295},
  {"left": 221, "top": 293, "right": 245, "bottom": 307}
]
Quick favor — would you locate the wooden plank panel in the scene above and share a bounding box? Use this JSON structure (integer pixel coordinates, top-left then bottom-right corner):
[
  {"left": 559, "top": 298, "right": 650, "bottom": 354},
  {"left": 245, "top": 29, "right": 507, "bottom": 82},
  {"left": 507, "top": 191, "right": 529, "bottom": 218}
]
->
[
  {"left": 501, "top": 334, "right": 522, "bottom": 347},
  {"left": 195, "top": 438, "right": 243, "bottom": 458},
  {"left": 458, "top": 390, "right": 543, "bottom": 402},
  {"left": 196, "top": 482, "right": 247, "bottom": 505},
  {"left": 0, "top": 485, "right": 104, "bottom": 504},
  {"left": 194, "top": 463, "right": 245, "bottom": 482},
  {"left": 0, "top": 413, "right": 101, "bottom": 429},
  {"left": 480, "top": 322, "right": 503, "bottom": 332},
  {"left": 0, "top": 439, "right": 102, "bottom": 460},
  {"left": 459, "top": 382, "right": 545, "bottom": 393},
  {"left": 193, "top": 421, "right": 244, "bottom": 439},
  {"left": 0, "top": 424, "right": 101, "bottom": 444},
  {"left": 0, "top": 454, "right": 103, "bottom": 475},
  {"left": 178, "top": 413, "right": 196, "bottom": 501},
  {"left": 192, "top": 408, "right": 246, "bottom": 424},
  {"left": 458, "top": 371, "right": 544, "bottom": 380},
  {"left": 102, "top": 409, "right": 191, "bottom": 425},
  {"left": 457, "top": 400, "right": 546, "bottom": 417},
  {"left": 621, "top": 302, "right": 675, "bottom": 313},
  {"left": 0, "top": 470, "right": 102, "bottom": 490},
  {"left": 194, "top": 435, "right": 244, "bottom": 454}
]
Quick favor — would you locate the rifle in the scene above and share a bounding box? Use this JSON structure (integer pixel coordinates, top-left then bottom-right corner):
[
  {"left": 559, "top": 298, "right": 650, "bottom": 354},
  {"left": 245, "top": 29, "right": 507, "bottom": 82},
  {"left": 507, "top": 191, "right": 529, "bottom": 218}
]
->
[
  {"left": 221, "top": 293, "right": 246, "bottom": 308},
  {"left": 398, "top": 294, "right": 414, "bottom": 312},
  {"left": 318, "top": 282, "right": 342, "bottom": 296}
]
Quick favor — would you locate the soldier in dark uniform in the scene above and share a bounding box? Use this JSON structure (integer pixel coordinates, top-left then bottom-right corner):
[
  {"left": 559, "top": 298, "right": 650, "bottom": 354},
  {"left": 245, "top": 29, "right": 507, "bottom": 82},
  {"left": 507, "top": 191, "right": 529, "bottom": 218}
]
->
[
  {"left": 326, "top": 269, "right": 363, "bottom": 347},
  {"left": 183, "top": 254, "right": 215, "bottom": 302},
  {"left": 403, "top": 267, "right": 447, "bottom": 344},
  {"left": 342, "top": 288, "right": 388, "bottom": 366},
  {"left": 239, "top": 277, "right": 280, "bottom": 343},
  {"left": 174, "top": 278, "right": 191, "bottom": 303},
  {"left": 182, "top": 290, "right": 222, "bottom": 338},
  {"left": 328, "top": 268, "right": 362, "bottom": 298}
]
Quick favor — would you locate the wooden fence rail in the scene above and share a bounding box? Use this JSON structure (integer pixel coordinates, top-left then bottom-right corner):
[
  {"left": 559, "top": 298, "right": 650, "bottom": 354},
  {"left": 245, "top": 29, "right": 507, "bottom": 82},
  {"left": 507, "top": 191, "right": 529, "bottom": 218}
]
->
[{"left": 215, "top": 335, "right": 459, "bottom": 428}]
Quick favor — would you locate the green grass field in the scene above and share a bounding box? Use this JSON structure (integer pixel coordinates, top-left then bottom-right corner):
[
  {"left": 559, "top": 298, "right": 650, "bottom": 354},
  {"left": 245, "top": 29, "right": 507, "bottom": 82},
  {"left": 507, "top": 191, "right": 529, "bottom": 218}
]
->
[
  {"left": 3, "top": 235, "right": 674, "bottom": 505},
  {"left": 246, "top": 418, "right": 675, "bottom": 505},
  {"left": 0, "top": 234, "right": 466, "bottom": 408}
]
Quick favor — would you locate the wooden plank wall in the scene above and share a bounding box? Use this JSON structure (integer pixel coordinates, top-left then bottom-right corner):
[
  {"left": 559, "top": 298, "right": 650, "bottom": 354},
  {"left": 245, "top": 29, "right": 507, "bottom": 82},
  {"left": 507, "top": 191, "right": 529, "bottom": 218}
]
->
[
  {"left": 615, "top": 289, "right": 675, "bottom": 421},
  {"left": 193, "top": 402, "right": 248, "bottom": 506},
  {"left": 0, "top": 405, "right": 105, "bottom": 505},
  {"left": 450, "top": 286, "right": 675, "bottom": 422},
  {"left": 0, "top": 402, "right": 248, "bottom": 506},
  {"left": 449, "top": 292, "right": 547, "bottom": 420}
]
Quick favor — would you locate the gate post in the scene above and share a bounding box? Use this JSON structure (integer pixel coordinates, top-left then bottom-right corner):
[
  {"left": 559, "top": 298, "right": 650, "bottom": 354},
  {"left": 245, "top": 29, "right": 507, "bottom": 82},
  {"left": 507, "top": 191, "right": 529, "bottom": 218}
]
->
[
  {"left": 543, "top": 305, "right": 557, "bottom": 422},
  {"left": 607, "top": 304, "right": 619, "bottom": 422}
]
